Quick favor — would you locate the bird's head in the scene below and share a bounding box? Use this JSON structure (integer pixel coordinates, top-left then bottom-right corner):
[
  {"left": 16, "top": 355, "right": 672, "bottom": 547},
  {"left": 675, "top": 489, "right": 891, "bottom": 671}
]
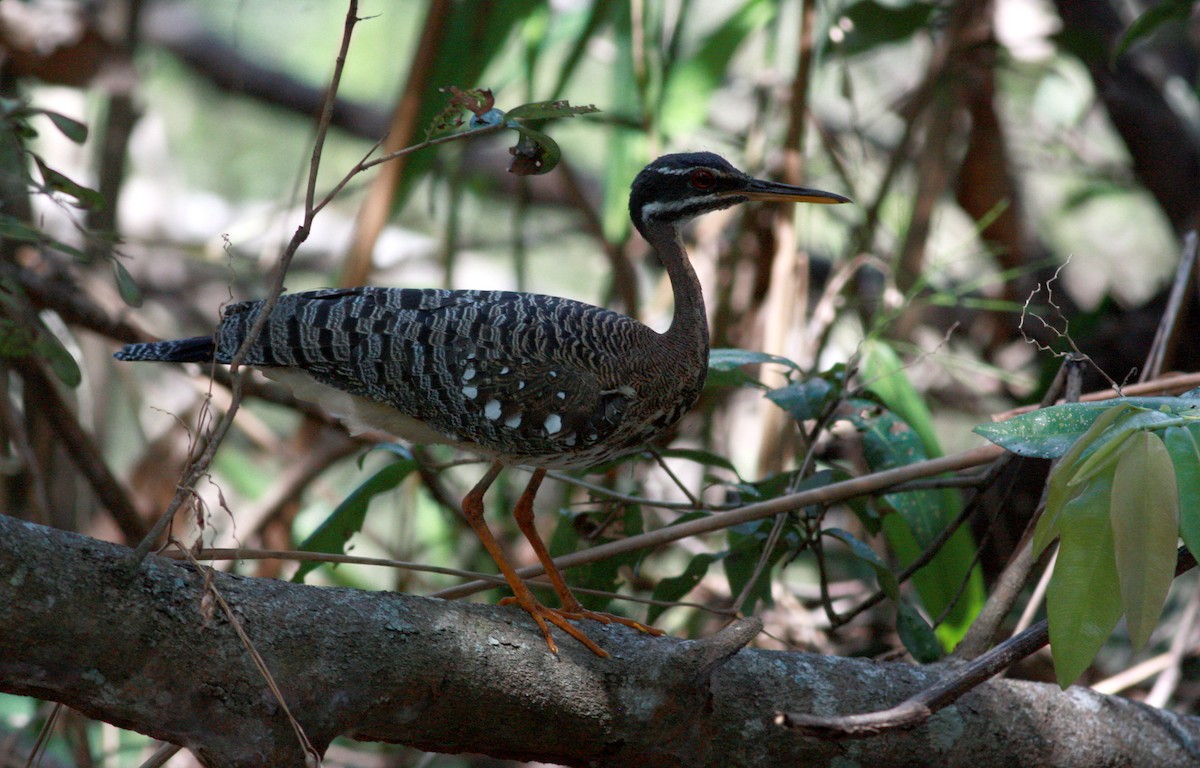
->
[{"left": 628, "top": 152, "right": 849, "bottom": 238}]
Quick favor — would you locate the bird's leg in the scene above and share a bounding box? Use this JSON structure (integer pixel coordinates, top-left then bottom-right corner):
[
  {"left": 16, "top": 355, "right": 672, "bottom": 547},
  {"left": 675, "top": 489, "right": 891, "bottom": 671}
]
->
[
  {"left": 462, "top": 461, "right": 609, "bottom": 657},
  {"left": 504, "top": 468, "right": 665, "bottom": 640}
]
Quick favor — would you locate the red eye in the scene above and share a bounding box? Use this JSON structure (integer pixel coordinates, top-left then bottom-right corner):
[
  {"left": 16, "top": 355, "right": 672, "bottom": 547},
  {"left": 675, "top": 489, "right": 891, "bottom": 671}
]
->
[{"left": 690, "top": 168, "right": 716, "bottom": 189}]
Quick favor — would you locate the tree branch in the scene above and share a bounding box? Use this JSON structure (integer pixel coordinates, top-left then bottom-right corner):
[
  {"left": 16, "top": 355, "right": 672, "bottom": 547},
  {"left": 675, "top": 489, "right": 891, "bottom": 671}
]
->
[{"left": 4, "top": 515, "right": 1200, "bottom": 767}]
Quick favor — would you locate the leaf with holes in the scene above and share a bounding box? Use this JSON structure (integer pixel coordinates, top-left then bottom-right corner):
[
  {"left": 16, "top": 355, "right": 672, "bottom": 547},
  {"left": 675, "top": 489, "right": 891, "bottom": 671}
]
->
[
  {"left": 1110, "top": 430, "right": 1178, "bottom": 650},
  {"left": 1047, "top": 470, "right": 1123, "bottom": 688}
]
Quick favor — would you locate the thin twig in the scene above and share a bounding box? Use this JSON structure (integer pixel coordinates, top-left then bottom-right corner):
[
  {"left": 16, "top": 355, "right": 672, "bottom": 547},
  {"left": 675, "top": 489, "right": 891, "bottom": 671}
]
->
[
  {"left": 1141, "top": 231, "right": 1197, "bottom": 383},
  {"left": 431, "top": 444, "right": 1003, "bottom": 600},
  {"left": 1145, "top": 581, "right": 1200, "bottom": 707},
  {"left": 126, "top": 2, "right": 363, "bottom": 567},
  {"left": 777, "top": 547, "right": 1199, "bottom": 740}
]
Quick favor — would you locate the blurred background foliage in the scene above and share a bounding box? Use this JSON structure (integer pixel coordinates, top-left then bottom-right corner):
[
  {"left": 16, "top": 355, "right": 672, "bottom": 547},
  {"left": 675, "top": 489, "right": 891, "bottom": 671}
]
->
[{"left": 4, "top": 0, "right": 1200, "bottom": 765}]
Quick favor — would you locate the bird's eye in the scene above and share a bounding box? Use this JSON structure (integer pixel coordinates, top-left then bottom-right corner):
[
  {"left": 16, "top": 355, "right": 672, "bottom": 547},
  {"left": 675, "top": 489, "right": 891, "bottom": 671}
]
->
[{"left": 690, "top": 169, "right": 716, "bottom": 190}]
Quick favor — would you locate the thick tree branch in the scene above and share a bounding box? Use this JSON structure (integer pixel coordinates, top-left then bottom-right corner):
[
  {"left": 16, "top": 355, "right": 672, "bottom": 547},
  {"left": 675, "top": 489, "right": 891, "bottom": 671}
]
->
[{"left": 3, "top": 515, "right": 1200, "bottom": 767}]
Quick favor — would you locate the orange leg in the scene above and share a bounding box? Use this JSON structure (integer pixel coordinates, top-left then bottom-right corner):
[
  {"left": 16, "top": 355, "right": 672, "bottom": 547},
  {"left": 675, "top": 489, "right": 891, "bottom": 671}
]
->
[
  {"left": 462, "top": 461, "right": 610, "bottom": 657},
  {"left": 503, "top": 468, "right": 664, "bottom": 640}
]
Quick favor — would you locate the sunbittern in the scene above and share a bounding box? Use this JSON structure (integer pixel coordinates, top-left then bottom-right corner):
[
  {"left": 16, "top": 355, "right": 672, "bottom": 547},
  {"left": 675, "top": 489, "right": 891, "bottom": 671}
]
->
[{"left": 115, "top": 152, "right": 849, "bottom": 657}]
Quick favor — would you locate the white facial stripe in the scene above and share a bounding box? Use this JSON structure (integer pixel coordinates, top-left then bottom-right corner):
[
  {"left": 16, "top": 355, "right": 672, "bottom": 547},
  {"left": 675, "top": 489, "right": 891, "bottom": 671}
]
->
[{"left": 640, "top": 194, "right": 729, "bottom": 221}]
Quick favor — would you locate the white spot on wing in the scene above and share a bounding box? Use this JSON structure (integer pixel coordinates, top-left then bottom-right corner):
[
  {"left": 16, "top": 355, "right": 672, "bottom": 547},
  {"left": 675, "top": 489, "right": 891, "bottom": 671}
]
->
[
  {"left": 462, "top": 385, "right": 478, "bottom": 399},
  {"left": 462, "top": 366, "right": 476, "bottom": 381},
  {"left": 484, "top": 400, "right": 502, "bottom": 420},
  {"left": 556, "top": 391, "right": 566, "bottom": 400},
  {"left": 544, "top": 413, "right": 562, "bottom": 435},
  {"left": 505, "top": 413, "right": 522, "bottom": 429}
]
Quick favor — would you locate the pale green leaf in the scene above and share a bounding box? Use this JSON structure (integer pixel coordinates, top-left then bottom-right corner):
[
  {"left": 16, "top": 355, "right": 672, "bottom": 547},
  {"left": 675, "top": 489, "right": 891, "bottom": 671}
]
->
[
  {"left": 708, "top": 347, "right": 801, "bottom": 372},
  {"left": 1047, "top": 471, "right": 1123, "bottom": 688},
  {"left": 113, "top": 261, "right": 143, "bottom": 307},
  {"left": 1068, "top": 408, "right": 1179, "bottom": 487},
  {"left": 1110, "top": 430, "right": 1179, "bottom": 650}
]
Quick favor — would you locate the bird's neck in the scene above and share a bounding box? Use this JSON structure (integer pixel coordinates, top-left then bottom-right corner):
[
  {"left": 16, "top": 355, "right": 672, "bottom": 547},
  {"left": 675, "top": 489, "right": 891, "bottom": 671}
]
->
[{"left": 646, "top": 224, "right": 710, "bottom": 359}]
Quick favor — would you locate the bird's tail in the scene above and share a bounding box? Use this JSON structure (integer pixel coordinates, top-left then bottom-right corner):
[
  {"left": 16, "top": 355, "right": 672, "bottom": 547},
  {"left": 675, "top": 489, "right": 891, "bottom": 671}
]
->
[{"left": 114, "top": 336, "right": 216, "bottom": 363}]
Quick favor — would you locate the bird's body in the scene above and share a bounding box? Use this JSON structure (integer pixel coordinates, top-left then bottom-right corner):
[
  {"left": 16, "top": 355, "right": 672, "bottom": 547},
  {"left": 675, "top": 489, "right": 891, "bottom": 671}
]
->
[
  {"left": 118, "top": 285, "right": 707, "bottom": 470},
  {"left": 116, "top": 152, "right": 848, "bottom": 656}
]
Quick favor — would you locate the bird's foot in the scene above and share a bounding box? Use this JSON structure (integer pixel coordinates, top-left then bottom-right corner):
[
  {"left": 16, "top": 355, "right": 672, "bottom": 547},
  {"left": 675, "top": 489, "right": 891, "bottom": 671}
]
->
[
  {"left": 499, "top": 594, "right": 610, "bottom": 657},
  {"left": 499, "top": 595, "right": 664, "bottom": 657}
]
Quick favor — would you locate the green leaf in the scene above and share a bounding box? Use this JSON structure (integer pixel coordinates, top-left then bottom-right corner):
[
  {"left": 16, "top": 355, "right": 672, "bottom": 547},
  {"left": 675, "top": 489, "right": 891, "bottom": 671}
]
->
[
  {"left": 825, "top": 527, "right": 898, "bottom": 600},
  {"left": 1068, "top": 408, "right": 1180, "bottom": 487},
  {"left": 505, "top": 100, "right": 600, "bottom": 121},
  {"left": 113, "top": 260, "right": 143, "bottom": 307},
  {"left": 34, "top": 157, "right": 105, "bottom": 210},
  {"left": 975, "top": 398, "right": 1200, "bottom": 459},
  {"left": 1110, "top": 430, "right": 1178, "bottom": 650},
  {"left": 505, "top": 123, "right": 560, "bottom": 175},
  {"left": 292, "top": 457, "right": 416, "bottom": 582},
  {"left": 896, "top": 601, "right": 944, "bottom": 663},
  {"left": 1037, "top": 404, "right": 1134, "bottom": 556},
  {"left": 725, "top": 517, "right": 796, "bottom": 614},
  {"left": 659, "top": 0, "right": 776, "bottom": 134},
  {"left": 42, "top": 109, "right": 88, "bottom": 143},
  {"left": 1114, "top": 0, "right": 1191, "bottom": 60},
  {"left": 35, "top": 329, "right": 81, "bottom": 388},
  {"left": 856, "top": 401, "right": 984, "bottom": 648},
  {"left": 706, "top": 348, "right": 800, "bottom": 389},
  {"left": 766, "top": 377, "right": 835, "bottom": 421},
  {"left": 656, "top": 447, "right": 742, "bottom": 481},
  {"left": 709, "top": 347, "right": 801, "bottom": 372},
  {"left": 860, "top": 339, "right": 940, "bottom": 458},
  {"left": 647, "top": 552, "right": 721, "bottom": 624},
  {"left": 1166, "top": 425, "right": 1200, "bottom": 561},
  {"left": 1047, "top": 470, "right": 1123, "bottom": 688},
  {"left": 0, "top": 214, "right": 46, "bottom": 243}
]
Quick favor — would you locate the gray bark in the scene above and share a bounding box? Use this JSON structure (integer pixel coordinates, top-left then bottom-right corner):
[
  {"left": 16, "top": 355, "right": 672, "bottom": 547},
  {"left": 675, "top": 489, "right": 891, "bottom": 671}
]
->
[{"left": 2, "top": 514, "right": 1198, "bottom": 767}]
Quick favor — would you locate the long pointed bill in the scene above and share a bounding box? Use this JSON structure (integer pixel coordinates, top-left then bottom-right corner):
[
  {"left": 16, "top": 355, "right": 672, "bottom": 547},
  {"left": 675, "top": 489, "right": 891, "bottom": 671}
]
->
[{"left": 741, "top": 177, "right": 851, "bottom": 205}]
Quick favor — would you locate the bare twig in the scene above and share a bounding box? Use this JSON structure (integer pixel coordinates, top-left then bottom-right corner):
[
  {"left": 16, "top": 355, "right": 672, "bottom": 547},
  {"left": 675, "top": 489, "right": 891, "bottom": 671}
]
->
[
  {"left": 777, "top": 546, "right": 1199, "bottom": 740},
  {"left": 1141, "top": 232, "right": 1198, "bottom": 383},
  {"left": 431, "top": 444, "right": 1003, "bottom": 600},
  {"left": 127, "top": 1, "right": 364, "bottom": 566}
]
